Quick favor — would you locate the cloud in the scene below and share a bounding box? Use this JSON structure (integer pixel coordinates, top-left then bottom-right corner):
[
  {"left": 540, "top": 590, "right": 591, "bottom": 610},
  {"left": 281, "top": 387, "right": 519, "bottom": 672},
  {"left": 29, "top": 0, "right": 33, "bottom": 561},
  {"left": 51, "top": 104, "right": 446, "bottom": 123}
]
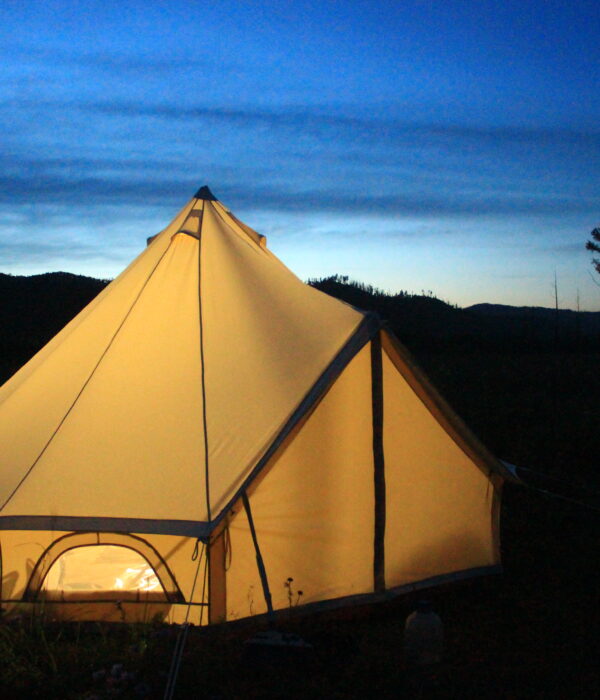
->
[
  {"left": 230, "top": 185, "right": 598, "bottom": 217},
  {"left": 0, "top": 169, "right": 597, "bottom": 218},
  {"left": 1, "top": 98, "right": 598, "bottom": 220},
  {"left": 6, "top": 96, "right": 600, "bottom": 146},
  {"left": 0, "top": 46, "right": 227, "bottom": 77},
  {"left": 71, "top": 100, "right": 600, "bottom": 146},
  {"left": 0, "top": 152, "right": 176, "bottom": 174},
  {"left": 0, "top": 174, "right": 192, "bottom": 206},
  {"left": 0, "top": 238, "right": 123, "bottom": 265}
]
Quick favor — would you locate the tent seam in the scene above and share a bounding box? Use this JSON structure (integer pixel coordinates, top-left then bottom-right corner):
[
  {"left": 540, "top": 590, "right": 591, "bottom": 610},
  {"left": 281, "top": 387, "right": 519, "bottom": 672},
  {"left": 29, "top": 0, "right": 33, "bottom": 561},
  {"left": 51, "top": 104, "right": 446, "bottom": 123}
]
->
[{"left": 198, "top": 199, "right": 211, "bottom": 521}]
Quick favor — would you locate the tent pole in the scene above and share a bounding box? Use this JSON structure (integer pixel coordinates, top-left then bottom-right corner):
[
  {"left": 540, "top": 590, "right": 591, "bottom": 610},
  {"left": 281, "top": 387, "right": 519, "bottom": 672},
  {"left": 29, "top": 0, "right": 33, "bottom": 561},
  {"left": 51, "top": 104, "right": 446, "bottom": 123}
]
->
[
  {"left": 207, "top": 531, "right": 227, "bottom": 624},
  {"left": 371, "top": 332, "right": 386, "bottom": 592},
  {"left": 241, "top": 491, "right": 275, "bottom": 624}
]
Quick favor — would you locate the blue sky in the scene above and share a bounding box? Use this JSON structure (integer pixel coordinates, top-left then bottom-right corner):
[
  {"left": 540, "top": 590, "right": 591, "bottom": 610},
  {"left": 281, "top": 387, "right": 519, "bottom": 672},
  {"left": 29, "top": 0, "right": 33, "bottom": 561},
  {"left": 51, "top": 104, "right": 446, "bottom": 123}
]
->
[{"left": 1, "top": 0, "right": 599, "bottom": 309}]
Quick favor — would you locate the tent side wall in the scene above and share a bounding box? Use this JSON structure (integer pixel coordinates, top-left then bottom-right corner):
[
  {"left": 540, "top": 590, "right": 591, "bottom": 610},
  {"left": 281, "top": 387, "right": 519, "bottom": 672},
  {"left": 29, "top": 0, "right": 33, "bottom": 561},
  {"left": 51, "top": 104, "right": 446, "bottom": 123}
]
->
[
  {"left": 381, "top": 331, "right": 502, "bottom": 588},
  {"left": 0, "top": 226, "right": 208, "bottom": 525},
  {"left": 218, "top": 331, "right": 502, "bottom": 620},
  {"left": 223, "top": 344, "right": 375, "bottom": 621}
]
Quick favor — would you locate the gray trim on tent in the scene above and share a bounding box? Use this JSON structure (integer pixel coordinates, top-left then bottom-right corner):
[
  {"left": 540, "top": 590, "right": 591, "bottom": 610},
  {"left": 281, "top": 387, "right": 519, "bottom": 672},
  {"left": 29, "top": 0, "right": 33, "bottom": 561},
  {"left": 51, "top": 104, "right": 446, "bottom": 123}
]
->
[
  {"left": 0, "top": 515, "right": 212, "bottom": 539},
  {"left": 241, "top": 491, "right": 274, "bottom": 620}
]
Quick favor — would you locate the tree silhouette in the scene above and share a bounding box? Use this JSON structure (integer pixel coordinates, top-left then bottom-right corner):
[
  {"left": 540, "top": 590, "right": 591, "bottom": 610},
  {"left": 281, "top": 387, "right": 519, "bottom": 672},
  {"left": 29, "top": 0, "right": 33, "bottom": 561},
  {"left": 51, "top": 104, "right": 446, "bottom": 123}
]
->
[{"left": 586, "top": 226, "right": 600, "bottom": 275}]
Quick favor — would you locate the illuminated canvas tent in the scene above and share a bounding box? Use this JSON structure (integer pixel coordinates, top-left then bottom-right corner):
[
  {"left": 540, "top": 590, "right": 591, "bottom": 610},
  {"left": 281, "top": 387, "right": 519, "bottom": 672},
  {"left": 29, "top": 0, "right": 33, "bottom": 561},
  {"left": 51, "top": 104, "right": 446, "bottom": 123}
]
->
[{"left": 0, "top": 186, "right": 512, "bottom": 623}]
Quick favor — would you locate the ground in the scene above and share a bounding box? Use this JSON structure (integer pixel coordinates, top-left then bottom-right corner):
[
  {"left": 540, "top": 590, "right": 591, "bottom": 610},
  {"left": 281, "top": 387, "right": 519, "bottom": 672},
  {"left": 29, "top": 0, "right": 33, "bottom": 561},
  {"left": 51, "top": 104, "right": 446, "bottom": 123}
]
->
[{"left": 1, "top": 482, "right": 597, "bottom": 699}]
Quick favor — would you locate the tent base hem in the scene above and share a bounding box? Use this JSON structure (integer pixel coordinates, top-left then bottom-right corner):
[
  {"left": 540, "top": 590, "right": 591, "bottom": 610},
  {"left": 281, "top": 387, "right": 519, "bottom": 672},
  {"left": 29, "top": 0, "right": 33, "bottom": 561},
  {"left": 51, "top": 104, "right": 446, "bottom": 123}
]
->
[{"left": 221, "top": 564, "right": 503, "bottom": 628}]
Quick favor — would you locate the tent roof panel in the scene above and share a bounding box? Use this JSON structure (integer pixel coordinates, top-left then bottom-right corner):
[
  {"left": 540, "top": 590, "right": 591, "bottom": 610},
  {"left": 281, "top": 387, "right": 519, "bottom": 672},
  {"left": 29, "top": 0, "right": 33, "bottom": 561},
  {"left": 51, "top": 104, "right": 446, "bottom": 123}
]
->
[
  {"left": 0, "top": 191, "right": 367, "bottom": 528},
  {"left": 200, "top": 203, "right": 365, "bottom": 515},
  {"left": 1, "top": 233, "right": 207, "bottom": 521}
]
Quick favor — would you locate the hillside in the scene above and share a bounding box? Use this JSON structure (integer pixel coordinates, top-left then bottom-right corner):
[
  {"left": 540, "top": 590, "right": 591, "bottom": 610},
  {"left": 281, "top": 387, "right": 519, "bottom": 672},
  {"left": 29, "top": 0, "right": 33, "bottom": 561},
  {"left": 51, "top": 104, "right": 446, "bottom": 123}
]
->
[
  {"left": 310, "top": 276, "right": 600, "bottom": 352},
  {"left": 467, "top": 302, "right": 600, "bottom": 346},
  {"left": 0, "top": 272, "right": 108, "bottom": 383}
]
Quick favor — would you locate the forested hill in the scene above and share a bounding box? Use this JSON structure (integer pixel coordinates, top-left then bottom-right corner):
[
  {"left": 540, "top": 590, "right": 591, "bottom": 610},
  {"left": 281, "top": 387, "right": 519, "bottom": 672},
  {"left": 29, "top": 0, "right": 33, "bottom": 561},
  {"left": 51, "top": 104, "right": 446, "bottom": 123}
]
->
[
  {"left": 1, "top": 271, "right": 600, "bottom": 384},
  {"left": 309, "top": 275, "right": 600, "bottom": 353},
  {"left": 0, "top": 272, "right": 108, "bottom": 382}
]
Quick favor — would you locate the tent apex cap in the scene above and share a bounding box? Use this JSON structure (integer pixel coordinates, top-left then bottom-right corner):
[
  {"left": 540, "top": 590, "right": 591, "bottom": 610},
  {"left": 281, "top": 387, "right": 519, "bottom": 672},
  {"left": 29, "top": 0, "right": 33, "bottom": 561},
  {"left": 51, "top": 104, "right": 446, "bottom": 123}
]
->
[{"left": 194, "top": 185, "right": 217, "bottom": 201}]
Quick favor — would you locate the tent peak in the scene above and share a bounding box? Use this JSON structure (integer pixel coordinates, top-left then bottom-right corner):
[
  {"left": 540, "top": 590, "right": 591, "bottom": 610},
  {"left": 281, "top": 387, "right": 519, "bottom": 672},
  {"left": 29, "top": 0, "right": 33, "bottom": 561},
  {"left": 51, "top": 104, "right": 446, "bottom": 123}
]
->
[{"left": 194, "top": 185, "right": 217, "bottom": 201}]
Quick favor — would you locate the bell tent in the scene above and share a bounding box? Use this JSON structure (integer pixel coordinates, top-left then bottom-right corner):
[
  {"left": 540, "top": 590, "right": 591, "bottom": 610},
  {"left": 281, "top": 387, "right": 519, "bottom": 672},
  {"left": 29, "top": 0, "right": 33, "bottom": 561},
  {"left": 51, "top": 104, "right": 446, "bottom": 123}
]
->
[{"left": 0, "top": 186, "right": 511, "bottom": 623}]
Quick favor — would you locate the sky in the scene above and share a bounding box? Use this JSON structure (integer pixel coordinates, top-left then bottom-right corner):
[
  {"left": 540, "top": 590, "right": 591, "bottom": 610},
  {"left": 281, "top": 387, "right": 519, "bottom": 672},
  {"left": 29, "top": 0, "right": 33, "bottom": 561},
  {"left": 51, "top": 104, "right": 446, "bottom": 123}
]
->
[{"left": 1, "top": 0, "right": 599, "bottom": 310}]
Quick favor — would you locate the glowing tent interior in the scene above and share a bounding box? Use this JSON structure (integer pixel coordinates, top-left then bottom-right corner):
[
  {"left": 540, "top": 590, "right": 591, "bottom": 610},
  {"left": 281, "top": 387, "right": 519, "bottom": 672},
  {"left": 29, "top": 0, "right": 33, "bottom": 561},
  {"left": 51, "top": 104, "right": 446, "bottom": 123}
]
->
[{"left": 0, "top": 186, "right": 513, "bottom": 623}]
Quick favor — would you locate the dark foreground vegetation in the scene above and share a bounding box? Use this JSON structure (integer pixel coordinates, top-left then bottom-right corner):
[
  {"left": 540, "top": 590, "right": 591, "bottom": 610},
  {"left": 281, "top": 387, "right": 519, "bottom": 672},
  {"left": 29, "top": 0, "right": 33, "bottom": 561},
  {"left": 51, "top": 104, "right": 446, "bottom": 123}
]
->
[{"left": 1, "top": 272, "right": 598, "bottom": 698}]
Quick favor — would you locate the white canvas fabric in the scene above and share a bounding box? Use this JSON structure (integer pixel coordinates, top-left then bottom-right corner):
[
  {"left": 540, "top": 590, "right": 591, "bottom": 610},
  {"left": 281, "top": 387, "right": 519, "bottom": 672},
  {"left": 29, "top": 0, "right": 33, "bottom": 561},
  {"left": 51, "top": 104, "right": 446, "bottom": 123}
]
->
[{"left": 0, "top": 187, "right": 509, "bottom": 623}]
